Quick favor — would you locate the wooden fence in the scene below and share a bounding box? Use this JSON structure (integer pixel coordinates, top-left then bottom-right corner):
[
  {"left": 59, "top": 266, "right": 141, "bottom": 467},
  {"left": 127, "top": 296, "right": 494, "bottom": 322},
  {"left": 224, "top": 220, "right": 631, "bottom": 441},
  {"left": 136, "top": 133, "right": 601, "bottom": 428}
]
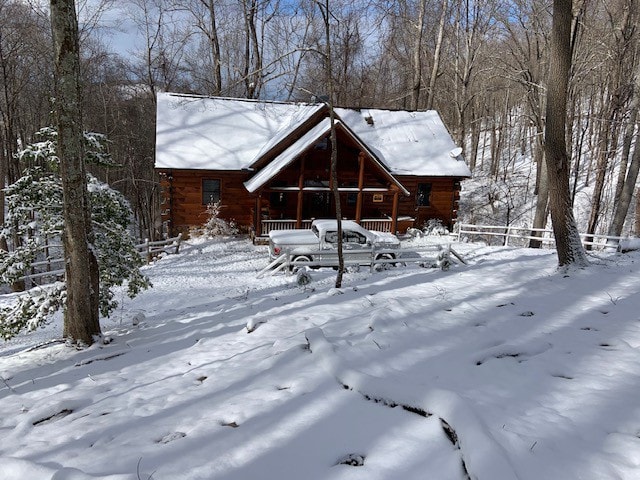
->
[
  {"left": 456, "top": 223, "right": 626, "bottom": 250},
  {"left": 16, "top": 234, "right": 183, "bottom": 287},
  {"left": 135, "top": 233, "right": 183, "bottom": 264}
]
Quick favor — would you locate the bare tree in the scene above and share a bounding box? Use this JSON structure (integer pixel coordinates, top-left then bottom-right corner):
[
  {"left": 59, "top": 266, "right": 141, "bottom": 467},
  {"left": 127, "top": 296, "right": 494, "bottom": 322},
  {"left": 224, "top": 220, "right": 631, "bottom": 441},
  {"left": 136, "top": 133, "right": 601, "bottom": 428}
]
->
[
  {"left": 128, "top": 0, "right": 188, "bottom": 101},
  {"left": 495, "top": 1, "right": 551, "bottom": 247},
  {"left": 316, "top": 0, "right": 344, "bottom": 288},
  {"left": 608, "top": 1, "right": 640, "bottom": 237},
  {"left": 172, "top": 0, "right": 223, "bottom": 95},
  {"left": 544, "top": 0, "right": 588, "bottom": 267},
  {"left": 585, "top": 1, "right": 635, "bottom": 239},
  {"left": 426, "top": 0, "right": 448, "bottom": 110},
  {"left": 409, "top": 0, "right": 426, "bottom": 110},
  {"left": 0, "top": 2, "right": 52, "bottom": 255},
  {"left": 50, "top": 0, "right": 101, "bottom": 344}
]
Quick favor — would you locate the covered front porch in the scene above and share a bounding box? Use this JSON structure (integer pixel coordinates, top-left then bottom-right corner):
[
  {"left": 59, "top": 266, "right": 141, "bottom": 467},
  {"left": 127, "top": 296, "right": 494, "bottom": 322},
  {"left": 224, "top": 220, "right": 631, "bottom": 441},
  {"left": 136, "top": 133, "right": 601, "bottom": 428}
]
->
[
  {"left": 245, "top": 118, "right": 413, "bottom": 237},
  {"left": 252, "top": 185, "right": 415, "bottom": 237}
]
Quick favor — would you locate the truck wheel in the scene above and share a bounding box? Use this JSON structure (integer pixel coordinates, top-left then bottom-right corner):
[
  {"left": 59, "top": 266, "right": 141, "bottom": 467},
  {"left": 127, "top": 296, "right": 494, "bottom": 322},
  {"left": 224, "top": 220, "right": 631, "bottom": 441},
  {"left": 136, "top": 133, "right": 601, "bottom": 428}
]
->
[
  {"left": 375, "top": 253, "right": 396, "bottom": 269},
  {"left": 291, "top": 255, "right": 312, "bottom": 272}
]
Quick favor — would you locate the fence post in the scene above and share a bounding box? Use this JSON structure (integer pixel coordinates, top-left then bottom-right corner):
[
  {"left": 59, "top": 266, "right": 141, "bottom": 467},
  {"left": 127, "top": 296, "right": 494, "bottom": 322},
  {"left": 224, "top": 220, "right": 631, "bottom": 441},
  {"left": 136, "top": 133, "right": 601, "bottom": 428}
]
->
[
  {"left": 144, "top": 238, "right": 151, "bottom": 264},
  {"left": 370, "top": 247, "right": 377, "bottom": 273},
  {"left": 174, "top": 233, "right": 183, "bottom": 254}
]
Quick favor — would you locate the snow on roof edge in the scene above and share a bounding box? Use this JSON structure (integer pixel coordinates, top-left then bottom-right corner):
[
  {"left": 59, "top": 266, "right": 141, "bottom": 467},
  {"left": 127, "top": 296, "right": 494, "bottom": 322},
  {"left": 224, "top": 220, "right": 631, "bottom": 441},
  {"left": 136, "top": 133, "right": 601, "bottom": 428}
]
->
[{"left": 244, "top": 118, "right": 334, "bottom": 193}]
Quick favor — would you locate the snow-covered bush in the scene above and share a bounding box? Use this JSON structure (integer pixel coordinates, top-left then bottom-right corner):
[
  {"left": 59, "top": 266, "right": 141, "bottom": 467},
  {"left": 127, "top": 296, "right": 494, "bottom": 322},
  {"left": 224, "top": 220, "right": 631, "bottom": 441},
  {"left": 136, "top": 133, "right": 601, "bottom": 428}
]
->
[
  {"left": 200, "top": 201, "right": 239, "bottom": 237},
  {"left": 423, "top": 219, "right": 449, "bottom": 236},
  {"left": 296, "top": 268, "right": 312, "bottom": 286},
  {"left": 0, "top": 128, "right": 151, "bottom": 340}
]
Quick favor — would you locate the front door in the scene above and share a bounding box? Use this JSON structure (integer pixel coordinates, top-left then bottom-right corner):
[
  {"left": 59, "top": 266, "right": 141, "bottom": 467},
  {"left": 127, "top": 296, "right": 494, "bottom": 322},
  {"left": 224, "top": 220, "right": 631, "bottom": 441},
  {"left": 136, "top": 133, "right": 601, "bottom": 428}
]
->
[{"left": 304, "top": 191, "right": 332, "bottom": 219}]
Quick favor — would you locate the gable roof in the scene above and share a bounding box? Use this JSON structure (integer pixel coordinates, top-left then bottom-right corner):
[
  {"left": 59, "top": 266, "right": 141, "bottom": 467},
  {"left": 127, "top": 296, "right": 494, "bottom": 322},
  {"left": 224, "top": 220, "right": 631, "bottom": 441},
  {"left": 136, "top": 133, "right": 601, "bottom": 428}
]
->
[
  {"left": 244, "top": 117, "right": 334, "bottom": 193},
  {"left": 243, "top": 118, "right": 410, "bottom": 195},
  {"left": 155, "top": 92, "right": 471, "bottom": 178}
]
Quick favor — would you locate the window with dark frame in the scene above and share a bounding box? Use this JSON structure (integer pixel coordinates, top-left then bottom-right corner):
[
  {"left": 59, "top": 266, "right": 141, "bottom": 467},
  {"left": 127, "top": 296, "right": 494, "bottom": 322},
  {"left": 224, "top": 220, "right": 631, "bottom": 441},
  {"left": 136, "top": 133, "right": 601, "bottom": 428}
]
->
[
  {"left": 270, "top": 191, "right": 286, "bottom": 207},
  {"left": 416, "top": 183, "right": 432, "bottom": 207},
  {"left": 202, "top": 179, "right": 221, "bottom": 205}
]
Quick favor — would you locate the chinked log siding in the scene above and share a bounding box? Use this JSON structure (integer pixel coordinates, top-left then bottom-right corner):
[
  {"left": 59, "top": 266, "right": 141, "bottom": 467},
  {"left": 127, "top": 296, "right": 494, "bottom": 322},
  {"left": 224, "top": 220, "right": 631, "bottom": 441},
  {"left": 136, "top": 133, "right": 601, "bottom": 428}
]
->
[
  {"left": 396, "top": 176, "right": 462, "bottom": 228},
  {"left": 160, "top": 169, "right": 463, "bottom": 235},
  {"left": 160, "top": 169, "right": 255, "bottom": 235}
]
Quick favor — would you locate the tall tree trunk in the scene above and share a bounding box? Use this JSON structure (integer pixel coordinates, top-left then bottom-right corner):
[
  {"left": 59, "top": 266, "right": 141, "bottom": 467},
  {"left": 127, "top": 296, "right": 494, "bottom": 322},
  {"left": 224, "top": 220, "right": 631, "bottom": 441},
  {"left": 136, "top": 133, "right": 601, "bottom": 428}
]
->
[
  {"left": 586, "top": 5, "right": 632, "bottom": 241},
  {"left": 529, "top": 134, "right": 549, "bottom": 248},
  {"left": 586, "top": 104, "right": 622, "bottom": 240},
  {"left": 50, "top": 0, "right": 101, "bottom": 345},
  {"left": 318, "top": 0, "right": 343, "bottom": 288},
  {"left": 410, "top": 0, "right": 426, "bottom": 110},
  {"left": 205, "top": 0, "right": 222, "bottom": 95},
  {"left": 609, "top": 45, "right": 640, "bottom": 237},
  {"left": 609, "top": 129, "right": 640, "bottom": 238},
  {"left": 544, "top": 0, "right": 588, "bottom": 267},
  {"left": 426, "top": 0, "right": 448, "bottom": 110},
  {"left": 609, "top": 1, "right": 639, "bottom": 234},
  {"left": 635, "top": 187, "right": 640, "bottom": 235}
]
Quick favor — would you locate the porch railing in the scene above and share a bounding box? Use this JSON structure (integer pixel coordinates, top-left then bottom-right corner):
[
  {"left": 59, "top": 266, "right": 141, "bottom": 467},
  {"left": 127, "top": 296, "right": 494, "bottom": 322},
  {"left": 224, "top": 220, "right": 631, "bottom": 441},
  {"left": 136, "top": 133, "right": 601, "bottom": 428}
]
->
[
  {"left": 260, "top": 218, "right": 396, "bottom": 236},
  {"left": 261, "top": 219, "right": 313, "bottom": 235},
  {"left": 361, "top": 218, "right": 392, "bottom": 232}
]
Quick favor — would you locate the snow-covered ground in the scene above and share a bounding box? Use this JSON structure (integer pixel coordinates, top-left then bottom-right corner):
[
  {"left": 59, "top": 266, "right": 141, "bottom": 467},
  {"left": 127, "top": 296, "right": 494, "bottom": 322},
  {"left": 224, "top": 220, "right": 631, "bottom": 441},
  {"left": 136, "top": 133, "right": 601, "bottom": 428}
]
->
[{"left": 2, "top": 236, "right": 640, "bottom": 480}]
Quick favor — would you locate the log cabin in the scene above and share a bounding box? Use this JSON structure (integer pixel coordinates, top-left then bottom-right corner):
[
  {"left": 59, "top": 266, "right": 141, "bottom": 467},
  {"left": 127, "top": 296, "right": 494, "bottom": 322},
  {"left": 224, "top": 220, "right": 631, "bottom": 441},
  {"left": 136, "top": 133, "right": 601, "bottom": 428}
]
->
[{"left": 155, "top": 92, "right": 471, "bottom": 238}]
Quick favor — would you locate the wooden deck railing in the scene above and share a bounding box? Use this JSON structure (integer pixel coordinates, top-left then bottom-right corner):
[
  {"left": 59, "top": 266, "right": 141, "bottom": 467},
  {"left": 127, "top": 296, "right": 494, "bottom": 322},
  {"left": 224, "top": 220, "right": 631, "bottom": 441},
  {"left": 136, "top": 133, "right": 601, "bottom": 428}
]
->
[
  {"left": 260, "top": 218, "right": 396, "bottom": 236},
  {"left": 260, "top": 219, "right": 313, "bottom": 235}
]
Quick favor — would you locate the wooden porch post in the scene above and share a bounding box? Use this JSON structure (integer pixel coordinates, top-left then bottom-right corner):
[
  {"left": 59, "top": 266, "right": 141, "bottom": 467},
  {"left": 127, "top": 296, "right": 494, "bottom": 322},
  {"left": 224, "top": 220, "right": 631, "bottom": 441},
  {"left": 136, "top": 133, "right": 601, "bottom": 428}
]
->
[
  {"left": 296, "top": 157, "right": 305, "bottom": 228},
  {"left": 255, "top": 194, "right": 262, "bottom": 237},
  {"left": 355, "top": 152, "right": 365, "bottom": 223},
  {"left": 391, "top": 190, "right": 399, "bottom": 234}
]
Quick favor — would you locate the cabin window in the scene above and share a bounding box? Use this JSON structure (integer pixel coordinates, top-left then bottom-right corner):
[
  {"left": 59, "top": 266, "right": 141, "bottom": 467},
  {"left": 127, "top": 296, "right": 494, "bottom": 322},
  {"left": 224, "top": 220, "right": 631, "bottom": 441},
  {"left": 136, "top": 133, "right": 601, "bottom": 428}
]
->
[
  {"left": 270, "top": 192, "right": 286, "bottom": 207},
  {"left": 416, "top": 183, "right": 432, "bottom": 207},
  {"left": 202, "top": 179, "right": 221, "bottom": 204}
]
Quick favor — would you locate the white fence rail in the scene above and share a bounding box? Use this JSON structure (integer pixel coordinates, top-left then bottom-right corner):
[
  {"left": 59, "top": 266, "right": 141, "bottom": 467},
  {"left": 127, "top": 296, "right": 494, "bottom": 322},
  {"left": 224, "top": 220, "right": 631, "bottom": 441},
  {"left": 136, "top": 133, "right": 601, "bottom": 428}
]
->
[
  {"left": 257, "top": 244, "right": 462, "bottom": 278},
  {"left": 456, "top": 223, "right": 626, "bottom": 249}
]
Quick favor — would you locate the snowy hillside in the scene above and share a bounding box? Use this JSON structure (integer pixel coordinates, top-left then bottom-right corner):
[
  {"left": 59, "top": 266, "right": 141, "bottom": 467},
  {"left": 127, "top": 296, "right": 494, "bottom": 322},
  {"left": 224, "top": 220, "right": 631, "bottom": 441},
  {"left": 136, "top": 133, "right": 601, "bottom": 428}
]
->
[{"left": 1, "top": 237, "right": 640, "bottom": 479}]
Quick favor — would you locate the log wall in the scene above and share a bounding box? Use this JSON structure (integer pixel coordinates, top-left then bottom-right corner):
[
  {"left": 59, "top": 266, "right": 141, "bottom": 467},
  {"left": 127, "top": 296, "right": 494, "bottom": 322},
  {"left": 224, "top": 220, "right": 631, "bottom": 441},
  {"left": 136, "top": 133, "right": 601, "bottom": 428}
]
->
[
  {"left": 160, "top": 169, "right": 255, "bottom": 235},
  {"left": 159, "top": 170, "right": 464, "bottom": 236}
]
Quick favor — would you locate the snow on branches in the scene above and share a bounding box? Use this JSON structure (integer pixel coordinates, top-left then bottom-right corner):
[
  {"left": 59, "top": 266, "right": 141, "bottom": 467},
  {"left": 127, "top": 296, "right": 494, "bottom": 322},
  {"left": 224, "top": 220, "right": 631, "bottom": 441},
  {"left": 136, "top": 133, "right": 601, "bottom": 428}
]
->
[{"left": 0, "top": 128, "right": 150, "bottom": 340}]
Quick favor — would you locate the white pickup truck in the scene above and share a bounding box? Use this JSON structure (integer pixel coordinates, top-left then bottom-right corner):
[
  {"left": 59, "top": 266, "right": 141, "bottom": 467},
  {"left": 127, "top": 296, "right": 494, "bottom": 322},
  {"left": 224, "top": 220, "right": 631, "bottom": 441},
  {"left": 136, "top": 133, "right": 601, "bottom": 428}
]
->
[{"left": 268, "top": 219, "right": 400, "bottom": 267}]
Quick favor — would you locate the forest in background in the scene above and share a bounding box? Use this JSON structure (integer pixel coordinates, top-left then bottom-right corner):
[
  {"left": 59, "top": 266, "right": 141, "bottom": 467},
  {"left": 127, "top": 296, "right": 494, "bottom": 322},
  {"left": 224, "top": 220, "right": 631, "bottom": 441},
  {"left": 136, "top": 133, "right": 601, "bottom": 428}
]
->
[{"left": 0, "top": 0, "right": 638, "bottom": 242}]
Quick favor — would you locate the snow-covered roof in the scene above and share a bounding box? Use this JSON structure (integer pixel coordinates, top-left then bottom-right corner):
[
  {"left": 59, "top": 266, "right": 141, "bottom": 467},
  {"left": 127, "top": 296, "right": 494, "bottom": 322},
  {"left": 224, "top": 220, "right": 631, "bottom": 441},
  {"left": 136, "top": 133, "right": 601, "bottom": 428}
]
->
[
  {"left": 336, "top": 108, "right": 470, "bottom": 177},
  {"left": 244, "top": 118, "right": 334, "bottom": 193},
  {"left": 155, "top": 93, "right": 322, "bottom": 171},
  {"left": 155, "top": 92, "right": 471, "bottom": 178}
]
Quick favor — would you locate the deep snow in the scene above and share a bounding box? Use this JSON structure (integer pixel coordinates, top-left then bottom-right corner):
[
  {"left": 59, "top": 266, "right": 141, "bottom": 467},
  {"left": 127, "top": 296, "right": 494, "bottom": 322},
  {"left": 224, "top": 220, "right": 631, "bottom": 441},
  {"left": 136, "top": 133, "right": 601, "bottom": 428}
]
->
[{"left": 1, "top": 236, "right": 640, "bottom": 479}]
